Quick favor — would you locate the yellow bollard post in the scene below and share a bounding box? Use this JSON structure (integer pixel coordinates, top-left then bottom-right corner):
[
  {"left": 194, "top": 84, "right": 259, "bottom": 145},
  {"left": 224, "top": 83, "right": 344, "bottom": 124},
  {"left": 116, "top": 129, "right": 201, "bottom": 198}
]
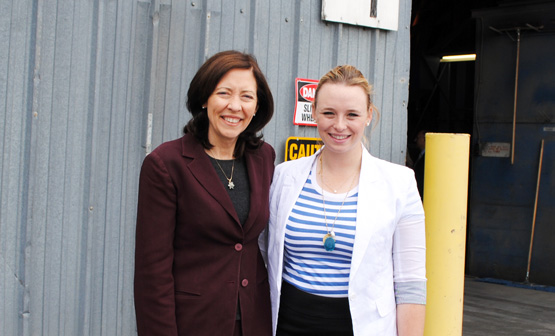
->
[{"left": 423, "top": 133, "right": 470, "bottom": 336}]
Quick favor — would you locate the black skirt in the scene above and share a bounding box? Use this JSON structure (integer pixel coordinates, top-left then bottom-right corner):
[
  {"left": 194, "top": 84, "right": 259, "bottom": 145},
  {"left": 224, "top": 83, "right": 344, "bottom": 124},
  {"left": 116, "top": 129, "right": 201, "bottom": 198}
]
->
[{"left": 277, "top": 280, "right": 354, "bottom": 336}]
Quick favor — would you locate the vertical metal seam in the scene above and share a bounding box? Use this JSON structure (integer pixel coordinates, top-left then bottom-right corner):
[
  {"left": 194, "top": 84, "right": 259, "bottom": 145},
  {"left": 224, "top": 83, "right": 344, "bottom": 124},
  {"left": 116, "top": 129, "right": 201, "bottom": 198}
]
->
[
  {"left": 24, "top": 0, "right": 45, "bottom": 334},
  {"left": 145, "top": 0, "right": 161, "bottom": 155},
  {"left": 511, "top": 28, "right": 521, "bottom": 165}
]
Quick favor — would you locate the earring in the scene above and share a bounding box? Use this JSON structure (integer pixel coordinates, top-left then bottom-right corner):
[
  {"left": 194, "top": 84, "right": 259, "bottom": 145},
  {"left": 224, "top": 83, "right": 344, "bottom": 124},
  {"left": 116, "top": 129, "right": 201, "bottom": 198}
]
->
[
  {"left": 366, "top": 121, "right": 370, "bottom": 126},
  {"left": 253, "top": 114, "right": 256, "bottom": 117}
]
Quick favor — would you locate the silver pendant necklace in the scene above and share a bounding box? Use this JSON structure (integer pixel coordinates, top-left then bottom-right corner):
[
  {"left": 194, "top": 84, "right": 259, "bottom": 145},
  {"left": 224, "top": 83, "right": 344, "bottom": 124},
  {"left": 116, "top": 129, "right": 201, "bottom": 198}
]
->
[
  {"left": 210, "top": 150, "right": 235, "bottom": 189},
  {"left": 319, "top": 153, "right": 358, "bottom": 251}
]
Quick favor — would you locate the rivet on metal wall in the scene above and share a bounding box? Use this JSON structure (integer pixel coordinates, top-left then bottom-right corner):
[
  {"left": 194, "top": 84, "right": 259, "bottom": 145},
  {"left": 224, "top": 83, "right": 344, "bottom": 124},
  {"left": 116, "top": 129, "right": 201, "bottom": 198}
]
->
[
  {"left": 285, "top": 17, "right": 289, "bottom": 22},
  {"left": 89, "top": 206, "right": 94, "bottom": 211},
  {"left": 240, "top": 9, "right": 244, "bottom": 14},
  {"left": 191, "top": 2, "right": 195, "bottom": 6},
  {"left": 153, "top": 12, "right": 159, "bottom": 25}
]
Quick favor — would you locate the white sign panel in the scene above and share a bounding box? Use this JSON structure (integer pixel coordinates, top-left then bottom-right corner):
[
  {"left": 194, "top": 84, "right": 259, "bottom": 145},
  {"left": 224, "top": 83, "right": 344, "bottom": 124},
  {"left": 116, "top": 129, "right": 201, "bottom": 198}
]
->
[
  {"left": 322, "top": 0, "right": 399, "bottom": 31},
  {"left": 293, "top": 78, "right": 319, "bottom": 126},
  {"left": 482, "top": 142, "right": 511, "bottom": 157}
]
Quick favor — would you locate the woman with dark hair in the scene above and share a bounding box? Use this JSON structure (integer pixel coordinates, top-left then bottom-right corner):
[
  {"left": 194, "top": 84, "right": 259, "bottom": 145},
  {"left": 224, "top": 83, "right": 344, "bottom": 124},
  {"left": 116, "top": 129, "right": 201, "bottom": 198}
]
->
[{"left": 134, "top": 50, "right": 275, "bottom": 336}]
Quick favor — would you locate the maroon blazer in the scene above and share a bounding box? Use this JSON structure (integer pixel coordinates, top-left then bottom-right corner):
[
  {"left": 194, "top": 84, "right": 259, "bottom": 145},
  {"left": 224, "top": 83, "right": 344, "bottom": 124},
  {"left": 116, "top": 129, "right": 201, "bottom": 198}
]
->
[{"left": 134, "top": 133, "right": 275, "bottom": 336}]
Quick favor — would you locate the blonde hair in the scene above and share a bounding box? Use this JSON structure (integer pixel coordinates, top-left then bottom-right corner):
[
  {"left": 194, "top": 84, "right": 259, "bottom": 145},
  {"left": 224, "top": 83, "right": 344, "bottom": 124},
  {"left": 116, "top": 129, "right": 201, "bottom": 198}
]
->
[{"left": 313, "top": 65, "right": 379, "bottom": 125}]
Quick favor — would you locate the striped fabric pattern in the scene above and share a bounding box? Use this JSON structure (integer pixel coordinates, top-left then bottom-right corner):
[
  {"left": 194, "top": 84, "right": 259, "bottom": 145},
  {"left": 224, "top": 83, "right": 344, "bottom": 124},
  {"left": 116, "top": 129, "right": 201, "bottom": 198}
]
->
[{"left": 282, "top": 170, "right": 358, "bottom": 298}]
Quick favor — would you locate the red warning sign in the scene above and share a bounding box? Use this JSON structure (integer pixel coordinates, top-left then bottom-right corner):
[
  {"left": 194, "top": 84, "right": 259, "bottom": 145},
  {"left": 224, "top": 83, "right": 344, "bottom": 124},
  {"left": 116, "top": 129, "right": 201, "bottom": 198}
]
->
[{"left": 293, "top": 78, "right": 319, "bottom": 126}]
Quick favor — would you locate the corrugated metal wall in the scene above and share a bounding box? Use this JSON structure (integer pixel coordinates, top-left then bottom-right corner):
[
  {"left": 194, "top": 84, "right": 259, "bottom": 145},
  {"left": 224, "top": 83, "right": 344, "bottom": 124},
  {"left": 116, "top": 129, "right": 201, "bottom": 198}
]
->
[{"left": 0, "top": 0, "right": 412, "bottom": 334}]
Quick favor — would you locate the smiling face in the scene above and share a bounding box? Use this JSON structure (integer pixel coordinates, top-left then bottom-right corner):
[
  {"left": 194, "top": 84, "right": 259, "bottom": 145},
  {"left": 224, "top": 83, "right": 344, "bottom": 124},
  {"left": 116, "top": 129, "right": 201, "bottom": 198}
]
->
[
  {"left": 205, "top": 68, "right": 258, "bottom": 148},
  {"left": 312, "top": 83, "right": 372, "bottom": 157}
]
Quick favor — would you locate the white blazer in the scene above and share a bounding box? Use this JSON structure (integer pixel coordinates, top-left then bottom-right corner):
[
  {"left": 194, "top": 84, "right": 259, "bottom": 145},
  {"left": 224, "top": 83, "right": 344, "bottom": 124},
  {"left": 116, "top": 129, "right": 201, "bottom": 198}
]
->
[{"left": 263, "top": 145, "right": 426, "bottom": 335}]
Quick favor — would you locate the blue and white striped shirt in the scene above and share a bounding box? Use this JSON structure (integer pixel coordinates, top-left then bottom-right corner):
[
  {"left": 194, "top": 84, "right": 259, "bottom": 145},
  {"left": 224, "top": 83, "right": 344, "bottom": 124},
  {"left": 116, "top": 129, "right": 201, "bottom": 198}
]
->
[{"left": 283, "top": 169, "right": 359, "bottom": 298}]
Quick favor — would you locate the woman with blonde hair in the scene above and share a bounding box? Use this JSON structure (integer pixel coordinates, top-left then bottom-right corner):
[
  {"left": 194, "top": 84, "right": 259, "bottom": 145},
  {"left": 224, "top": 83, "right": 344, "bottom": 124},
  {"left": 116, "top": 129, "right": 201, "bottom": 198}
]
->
[{"left": 264, "top": 65, "right": 426, "bottom": 335}]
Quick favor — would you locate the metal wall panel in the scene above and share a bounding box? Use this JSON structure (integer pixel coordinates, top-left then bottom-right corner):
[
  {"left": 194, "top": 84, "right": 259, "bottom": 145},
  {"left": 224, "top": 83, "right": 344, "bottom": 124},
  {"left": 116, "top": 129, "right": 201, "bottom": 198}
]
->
[
  {"left": 147, "top": 0, "right": 412, "bottom": 163},
  {"left": 0, "top": 0, "right": 412, "bottom": 334},
  {"left": 1, "top": 1, "right": 36, "bottom": 335},
  {"left": 469, "top": 4, "right": 555, "bottom": 286}
]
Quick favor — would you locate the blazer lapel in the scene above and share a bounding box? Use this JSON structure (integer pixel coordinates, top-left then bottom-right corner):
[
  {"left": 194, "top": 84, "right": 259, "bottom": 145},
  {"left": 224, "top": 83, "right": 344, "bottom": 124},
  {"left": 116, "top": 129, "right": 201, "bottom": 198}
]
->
[
  {"left": 181, "top": 135, "right": 240, "bottom": 225},
  {"left": 350, "top": 146, "right": 381, "bottom": 279},
  {"left": 242, "top": 150, "right": 264, "bottom": 233},
  {"left": 276, "top": 154, "right": 316, "bottom": 236}
]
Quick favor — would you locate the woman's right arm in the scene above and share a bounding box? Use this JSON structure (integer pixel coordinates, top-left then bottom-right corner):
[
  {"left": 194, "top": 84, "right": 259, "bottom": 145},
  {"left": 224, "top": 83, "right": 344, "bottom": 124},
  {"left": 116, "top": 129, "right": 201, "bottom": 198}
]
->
[{"left": 134, "top": 152, "right": 178, "bottom": 336}]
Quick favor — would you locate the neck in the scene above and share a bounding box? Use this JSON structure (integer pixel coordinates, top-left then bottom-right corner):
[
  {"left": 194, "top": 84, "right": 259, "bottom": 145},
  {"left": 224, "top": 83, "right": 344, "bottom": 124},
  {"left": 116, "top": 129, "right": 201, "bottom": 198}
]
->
[
  {"left": 208, "top": 147, "right": 235, "bottom": 160},
  {"left": 321, "top": 146, "right": 362, "bottom": 174},
  {"left": 207, "top": 135, "right": 236, "bottom": 159},
  {"left": 318, "top": 146, "right": 362, "bottom": 193}
]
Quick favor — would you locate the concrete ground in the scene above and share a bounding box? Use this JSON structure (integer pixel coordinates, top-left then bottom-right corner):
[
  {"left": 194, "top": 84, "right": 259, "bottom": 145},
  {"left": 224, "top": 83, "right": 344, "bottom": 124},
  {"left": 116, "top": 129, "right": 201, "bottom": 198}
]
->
[{"left": 463, "top": 277, "right": 555, "bottom": 335}]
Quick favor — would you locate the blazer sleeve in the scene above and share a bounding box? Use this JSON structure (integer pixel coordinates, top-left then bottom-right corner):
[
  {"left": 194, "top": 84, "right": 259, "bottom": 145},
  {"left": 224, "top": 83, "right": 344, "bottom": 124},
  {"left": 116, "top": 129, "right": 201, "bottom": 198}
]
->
[
  {"left": 258, "top": 144, "right": 278, "bottom": 265},
  {"left": 134, "top": 151, "right": 179, "bottom": 336},
  {"left": 392, "top": 169, "right": 427, "bottom": 283}
]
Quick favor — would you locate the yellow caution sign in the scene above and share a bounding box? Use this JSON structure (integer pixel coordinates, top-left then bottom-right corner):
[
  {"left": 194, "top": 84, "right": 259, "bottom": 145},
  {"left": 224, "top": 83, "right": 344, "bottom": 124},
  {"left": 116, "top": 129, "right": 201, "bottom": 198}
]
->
[{"left": 285, "top": 137, "right": 322, "bottom": 161}]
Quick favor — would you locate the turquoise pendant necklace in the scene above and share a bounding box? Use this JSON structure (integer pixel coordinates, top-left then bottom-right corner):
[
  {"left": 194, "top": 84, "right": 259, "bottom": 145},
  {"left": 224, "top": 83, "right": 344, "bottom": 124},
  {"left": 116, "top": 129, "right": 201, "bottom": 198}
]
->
[{"left": 319, "top": 153, "right": 358, "bottom": 252}]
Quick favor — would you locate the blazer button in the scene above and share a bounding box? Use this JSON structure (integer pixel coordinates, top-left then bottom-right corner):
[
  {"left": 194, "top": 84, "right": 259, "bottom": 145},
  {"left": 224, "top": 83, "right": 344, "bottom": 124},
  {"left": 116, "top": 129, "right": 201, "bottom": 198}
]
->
[
  {"left": 241, "top": 279, "right": 249, "bottom": 287},
  {"left": 235, "top": 243, "right": 243, "bottom": 251}
]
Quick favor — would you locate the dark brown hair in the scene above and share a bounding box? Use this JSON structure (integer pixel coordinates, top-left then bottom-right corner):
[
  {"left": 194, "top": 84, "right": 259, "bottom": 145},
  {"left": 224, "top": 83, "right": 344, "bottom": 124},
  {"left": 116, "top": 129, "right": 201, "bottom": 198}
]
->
[{"left": 185, "top": 50, "right": 274, "bottom": 158}]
